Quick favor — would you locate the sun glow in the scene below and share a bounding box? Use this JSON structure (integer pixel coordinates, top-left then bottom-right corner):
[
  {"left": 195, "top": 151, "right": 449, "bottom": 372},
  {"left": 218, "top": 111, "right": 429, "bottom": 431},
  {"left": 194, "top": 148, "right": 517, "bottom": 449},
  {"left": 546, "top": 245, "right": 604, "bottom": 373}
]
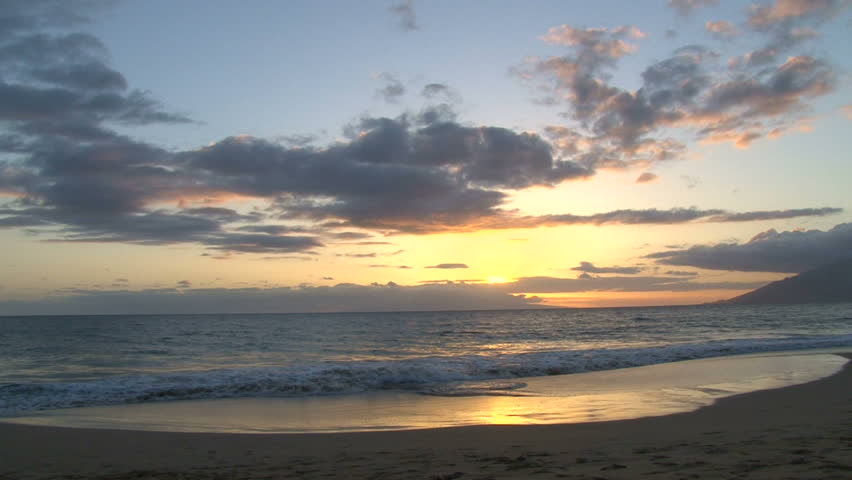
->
[{"left": 486, "top": 276, "right": 509, "bottom": 284}]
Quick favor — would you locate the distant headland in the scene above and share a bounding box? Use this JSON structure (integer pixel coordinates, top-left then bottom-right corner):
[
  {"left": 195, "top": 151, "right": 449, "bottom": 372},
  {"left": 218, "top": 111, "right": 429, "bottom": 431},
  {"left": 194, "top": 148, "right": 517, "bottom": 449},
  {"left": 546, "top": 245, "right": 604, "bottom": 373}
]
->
[{"left": 725, "top": 259, "right": 852, "bottom": 305}]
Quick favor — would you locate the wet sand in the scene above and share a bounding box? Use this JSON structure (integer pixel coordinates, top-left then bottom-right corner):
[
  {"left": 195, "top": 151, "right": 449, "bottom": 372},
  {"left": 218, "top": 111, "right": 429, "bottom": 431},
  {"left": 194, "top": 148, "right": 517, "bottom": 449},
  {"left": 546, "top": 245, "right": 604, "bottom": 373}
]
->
[{"left": 1, "top": 353, "right": 850, "bottom": 479}]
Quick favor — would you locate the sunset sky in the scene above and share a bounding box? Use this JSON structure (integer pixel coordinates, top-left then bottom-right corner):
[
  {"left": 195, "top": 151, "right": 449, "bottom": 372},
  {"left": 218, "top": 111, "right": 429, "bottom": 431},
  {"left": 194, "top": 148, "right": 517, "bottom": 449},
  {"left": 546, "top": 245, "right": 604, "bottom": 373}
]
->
[{"left": 1, "top": 0, "right": 851, "bottom": 314}]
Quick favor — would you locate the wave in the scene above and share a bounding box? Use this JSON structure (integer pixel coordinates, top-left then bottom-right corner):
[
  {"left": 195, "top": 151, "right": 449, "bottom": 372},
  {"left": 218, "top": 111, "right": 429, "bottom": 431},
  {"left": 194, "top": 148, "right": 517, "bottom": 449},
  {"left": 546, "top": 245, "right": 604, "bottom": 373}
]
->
[{"left": 2, "top": 334, "right": 850, "bottom": 416}]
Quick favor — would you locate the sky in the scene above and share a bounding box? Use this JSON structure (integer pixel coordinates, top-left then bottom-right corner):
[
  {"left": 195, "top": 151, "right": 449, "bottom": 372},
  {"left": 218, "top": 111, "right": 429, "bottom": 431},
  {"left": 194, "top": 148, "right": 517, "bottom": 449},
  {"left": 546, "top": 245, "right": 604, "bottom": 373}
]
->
[{"left": 1, "top": 0, "right": 851, "bottom": 315}]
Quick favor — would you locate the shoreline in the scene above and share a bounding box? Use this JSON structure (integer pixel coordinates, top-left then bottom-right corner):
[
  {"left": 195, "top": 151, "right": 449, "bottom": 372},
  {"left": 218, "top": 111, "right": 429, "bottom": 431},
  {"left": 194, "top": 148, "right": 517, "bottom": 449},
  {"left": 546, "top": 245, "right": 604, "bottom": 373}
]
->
[{"left": 2, "top": 352, "right": 850, "bottom": 479}]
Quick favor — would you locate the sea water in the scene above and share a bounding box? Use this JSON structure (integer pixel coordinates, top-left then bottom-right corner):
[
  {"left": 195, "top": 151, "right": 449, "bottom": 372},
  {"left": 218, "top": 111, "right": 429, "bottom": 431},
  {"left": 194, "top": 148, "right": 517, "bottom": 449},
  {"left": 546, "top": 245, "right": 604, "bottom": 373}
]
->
[{"left": 1, "top": 303, "right": 850, "bottom": 430}]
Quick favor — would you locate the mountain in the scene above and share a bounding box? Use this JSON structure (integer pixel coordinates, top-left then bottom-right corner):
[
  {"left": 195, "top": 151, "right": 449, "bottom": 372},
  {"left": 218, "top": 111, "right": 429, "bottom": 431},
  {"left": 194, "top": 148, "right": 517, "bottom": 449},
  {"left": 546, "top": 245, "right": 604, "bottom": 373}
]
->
[{"left": 726, "top": 258, "right": 852, "bottom": 304}]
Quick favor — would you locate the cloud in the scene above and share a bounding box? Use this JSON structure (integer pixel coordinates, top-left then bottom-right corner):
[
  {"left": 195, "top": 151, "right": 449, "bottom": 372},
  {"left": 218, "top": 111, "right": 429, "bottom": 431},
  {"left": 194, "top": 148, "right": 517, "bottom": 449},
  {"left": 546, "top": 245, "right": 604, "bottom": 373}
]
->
[
  {"left": 664, "top": 270, "right": 698, "bottom": 276},
  {"left": 571, "top": 261, "right": 642, "bottom": 275},
  {"left": 387, "top": 0, "right": 418, "bottom": 31},
  {"left": 329, "top": 231, "right": 373, "bottom": 240},
  {"left": 669, "top": 0, "right": 719, "bottom": 16},
  {"left": 705, "top": 20, "right": 739, "bottom": 38},
  {"left": 843, "top": 104, "right": 852, "bottom": 120},
  {"left": 540, "top": 25, "right": 645, "bottom": 58},
  {"left": 178, "top": 119, "right": 592, "bottom": 234},
  {"left": 636, "top": 172, "right": 658, "bottom": 183},
  {"left": 700, "top": 56, "right": 834, "bottom": 141},
  {"left": 202, "top": 233, "right": 323, "bottom": 254},
  {"left": 704, "top": 207, "right": 842, "bottom": 222},
  {"left": 339, "top": 252, "right": 377, "bottom": 258},
  {"left": 735, "top": 0, "right": 849, "bottom": 69},
  {"left": 425, "top": 263, "right": 469, "bottom": 269},
  {"left": 491, "top": 207, "right": 841, "bottom": 229},
  {"left": 369, "top": 264, "right": 413, "bottom": 269},
  {"left": 507, "top": 275, "right": 764, "bottom": 293},
  {"left": 176, "top": 280, "right": 191, "bottom": 288},
  {"left": 235, "top": 224, "right": 306, "bottom": 235},
  {"left": 518, "top": 3, "right": 844, "bottom": 167},
  {"left": 747, "top": 0, "right": 846, "bottom": 29},
  {"left": 0, "top": 1, "right": 846, "bottom": 253},
  {"left": 645, "top": 223, "right": 852, "bottom": 272},
  {"left": 420, "top": 83, "right": 461, "bottom": 104},
  {"left": 374, "top": 72, "right": 405, "bottom": 103},
  {"left": 419, "top": 279, "right": 484, "bottom": 284}
]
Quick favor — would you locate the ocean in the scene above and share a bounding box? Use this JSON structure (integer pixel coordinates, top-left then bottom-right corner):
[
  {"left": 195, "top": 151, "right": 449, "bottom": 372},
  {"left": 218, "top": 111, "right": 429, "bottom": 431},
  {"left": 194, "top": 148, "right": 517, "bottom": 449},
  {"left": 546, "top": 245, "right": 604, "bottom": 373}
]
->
[{"left": 2, "top": 303, "right": 851, "bottom": 424}]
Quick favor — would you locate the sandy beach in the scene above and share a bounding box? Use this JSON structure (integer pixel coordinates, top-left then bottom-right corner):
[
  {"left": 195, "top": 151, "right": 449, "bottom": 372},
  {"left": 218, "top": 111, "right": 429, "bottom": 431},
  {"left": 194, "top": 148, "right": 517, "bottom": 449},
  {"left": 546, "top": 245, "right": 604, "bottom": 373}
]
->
[{"left": 1, "top": 353, "right": 849, "bottom": 479}]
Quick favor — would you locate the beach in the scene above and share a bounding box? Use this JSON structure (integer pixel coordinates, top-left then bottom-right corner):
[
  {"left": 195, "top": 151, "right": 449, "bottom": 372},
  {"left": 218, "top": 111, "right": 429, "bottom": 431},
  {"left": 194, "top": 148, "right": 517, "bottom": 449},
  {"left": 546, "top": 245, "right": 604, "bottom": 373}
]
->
[{"left": 2, "top": 352, "right": 849, "bottom": 479}]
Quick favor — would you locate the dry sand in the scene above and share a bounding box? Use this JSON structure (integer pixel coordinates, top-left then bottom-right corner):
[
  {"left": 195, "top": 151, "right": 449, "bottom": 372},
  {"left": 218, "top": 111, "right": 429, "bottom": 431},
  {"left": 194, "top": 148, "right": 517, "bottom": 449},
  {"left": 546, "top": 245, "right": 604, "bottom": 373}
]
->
[{"left": 1, "top": 353, "right": 850, "bottom": 479}]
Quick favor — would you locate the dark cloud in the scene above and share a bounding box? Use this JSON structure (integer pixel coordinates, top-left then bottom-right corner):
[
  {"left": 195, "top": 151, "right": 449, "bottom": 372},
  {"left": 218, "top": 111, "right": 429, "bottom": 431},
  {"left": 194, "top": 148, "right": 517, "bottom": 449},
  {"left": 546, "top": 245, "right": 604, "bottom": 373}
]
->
[
  {"left": 507, "top": 275, "right": 764, "bottom": 293},
  {"left": 571, "top": 261, "right": 642, "bottom": 275},
  {"left": 374, "top": 72, "right": 405, "bottom": 103},
  {"left": 0, "top": 214, "right": 50, "bottom": 227},
  {"left": 420, "top": 83, "right": 461, "bottom": 105},
  {"left": 180, "top": 118, "right": 592, "bottom": 234},
  {"left": 45, "top": 211, "right": 224, "bottom": 245},
  {"left": 234, "top": 224, "right": 305, "bottom": 235},
  {"left": 664, "top": 270, "right": 699, "bottom": 276},
  {"left": 414, "top": 104, "right": 457, "bottom": 125},
  {"left": 387, "top": 0, "right": 418, "bottom": 31},
  {"left": 176, "top": 280, "right": 191, "bottom": 288},
  {"left": 339, "top": 252, "right": 378, "bottom": 258},
  {"left": 202, "top": 233, "right": 323, "bottom": 254},
  {"left": 668, "top": 0, "right": 719, "bottom": 16},
  {"left": 636, "top": 172, "right": 658, "bottom": 183},
  {"left": 185, "top": 207, "right": 261, "bottom": 223},
  {"left": 329, "top": 231, "right": 373, "bottom": 240},
  {"left": 521, "top": 208, "right": 724, "bottom": 226},
  {"left": 421, "top": 83, "right": 450, "bottom": 98},
  {"left": 419, "top": 279, "right": 484, "bottom": 284},
  {"left": 425, "top": 263, "right": 469, "bottom": 269},
  {"left": 369, "top": 264, "right": 413, "bottom": 269},
  {"left": 0, "top": 0, "right": 108, "bottom": 33},
  {"left": 468, "top": 206, "right": 842, "bottom": 231},
  {"left": 645, "top": 223, "right": 852, "bottom": 273},
  {"left": 705, "top": 207, "right": 842, "bottom": 222}
]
